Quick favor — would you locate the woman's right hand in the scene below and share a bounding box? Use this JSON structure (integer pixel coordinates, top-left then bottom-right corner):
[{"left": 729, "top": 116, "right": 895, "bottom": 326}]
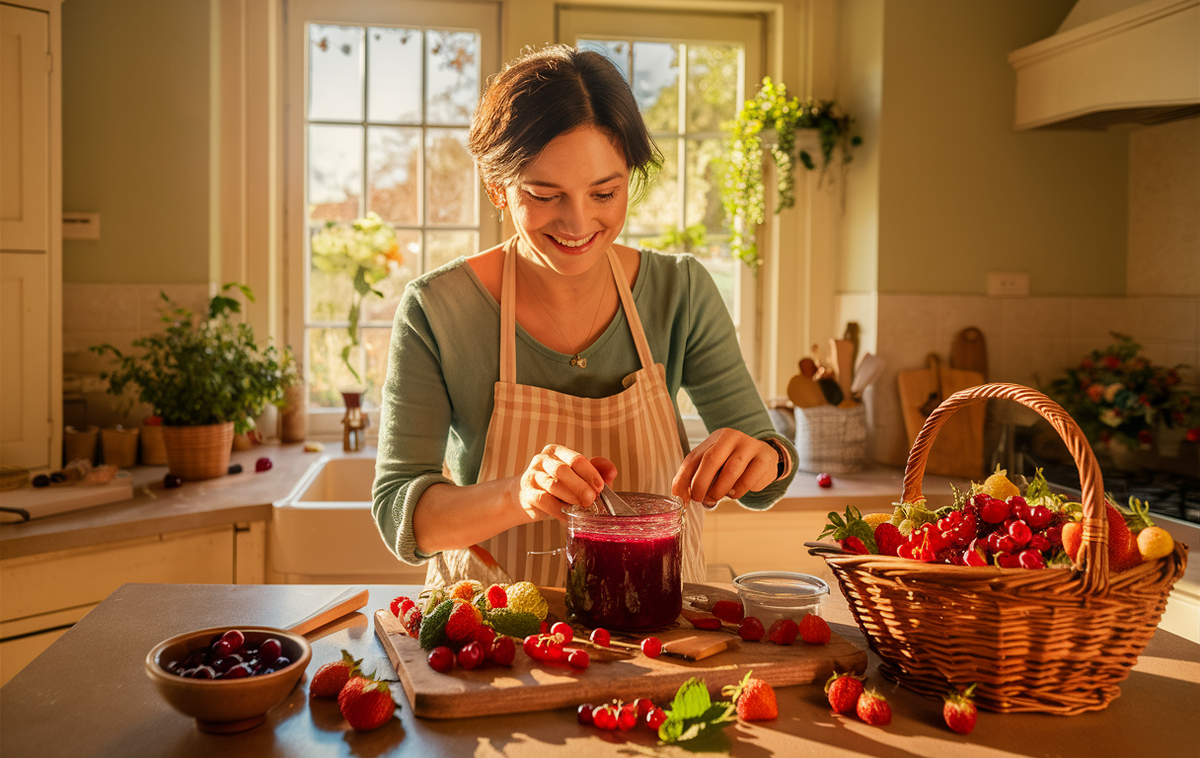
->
[{"left": 516, "top": 444, "right": 616, "bottom": 523}]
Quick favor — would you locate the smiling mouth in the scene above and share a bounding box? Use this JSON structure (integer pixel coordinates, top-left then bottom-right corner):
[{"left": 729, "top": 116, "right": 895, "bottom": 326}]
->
[{"left": 548, "top": 233, "right": 597, "bottom": 249}]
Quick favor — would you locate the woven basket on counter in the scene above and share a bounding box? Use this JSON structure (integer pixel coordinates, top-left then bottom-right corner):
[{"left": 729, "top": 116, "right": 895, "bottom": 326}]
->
[{"left": 820, "top": 383, "right": 1188, "bottom": 715}]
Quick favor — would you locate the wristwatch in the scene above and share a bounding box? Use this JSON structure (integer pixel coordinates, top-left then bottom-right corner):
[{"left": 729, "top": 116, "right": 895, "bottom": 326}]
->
[{"left": 764, "top": 438, "right": 791, "bottom": 481}]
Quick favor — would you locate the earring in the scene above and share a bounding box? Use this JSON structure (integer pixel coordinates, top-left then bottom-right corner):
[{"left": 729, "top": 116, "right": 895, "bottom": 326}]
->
[{"left": 498, "top": 206, "right": 504, "bottom": 223}]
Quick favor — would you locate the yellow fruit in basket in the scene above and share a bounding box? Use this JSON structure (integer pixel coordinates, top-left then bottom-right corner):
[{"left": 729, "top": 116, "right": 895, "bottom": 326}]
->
[
  {"left": 979, "top": 470, "right": 1020, "bottom": 501},
  {"left": 863, "top": 512, "right": 892, "bottom": 529},
  {"left": 1137, "top": 526, "right": 1174, "bottom": 561}
]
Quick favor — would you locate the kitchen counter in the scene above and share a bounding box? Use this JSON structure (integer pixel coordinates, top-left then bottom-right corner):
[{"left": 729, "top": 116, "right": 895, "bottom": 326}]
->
[
  {"left": 2, "top": 581, "right": 1197, "bottom": 757},
  {"left": 0, "top": 443, "right": 960, "bottom": 561},
  {"left": 0, "top": 442, "right": 373, "bottom": 560}
]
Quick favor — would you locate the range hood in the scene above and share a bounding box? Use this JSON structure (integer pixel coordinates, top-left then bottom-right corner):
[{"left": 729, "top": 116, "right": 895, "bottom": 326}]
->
[{"left": 1008, "top": 0, "right": 1200, "bottom": 130}]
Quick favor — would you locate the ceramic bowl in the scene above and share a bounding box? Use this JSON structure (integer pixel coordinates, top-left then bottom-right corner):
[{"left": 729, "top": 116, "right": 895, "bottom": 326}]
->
[
  {"left": 733, "top": 571, "right": 830, "bottom": 626},
  {"left": 145, "top": 626, "right": 312, "bottom": 733}
]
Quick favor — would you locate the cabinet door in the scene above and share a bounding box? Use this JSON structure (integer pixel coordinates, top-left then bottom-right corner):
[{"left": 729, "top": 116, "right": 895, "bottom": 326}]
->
[
  {"left": 0, "top": 3, "right": 50, "bottom": 250},
  {"left": 1, "top": 253, "right": 51, "bottom": 467}
]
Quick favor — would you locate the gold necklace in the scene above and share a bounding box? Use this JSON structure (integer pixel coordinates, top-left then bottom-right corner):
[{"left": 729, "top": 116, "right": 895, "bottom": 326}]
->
[{"left": 518, "top": 261, "right": 610, "bottom": 369}]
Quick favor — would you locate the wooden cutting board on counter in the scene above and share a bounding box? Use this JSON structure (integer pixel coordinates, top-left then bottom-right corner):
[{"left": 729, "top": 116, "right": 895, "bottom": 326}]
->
[
  {"left": 375, "top": 583, "right": 867, "bottom": 719},
  {"left": 897, "top": 362, "right": 986, "bottom": 479}
]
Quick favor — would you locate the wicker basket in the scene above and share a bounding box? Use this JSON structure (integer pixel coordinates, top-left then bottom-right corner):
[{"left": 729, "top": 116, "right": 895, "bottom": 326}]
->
[
  {"left": 821, "top": 383, "right": 1188, "bottom": 715},
  {"left": 162, "top": 422, "right": 235, "bottom": 481}
]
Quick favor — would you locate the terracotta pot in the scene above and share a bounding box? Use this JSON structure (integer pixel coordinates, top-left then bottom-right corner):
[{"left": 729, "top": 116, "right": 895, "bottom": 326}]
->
[
  {"left": 162, "top": 422, "right": 235, "bottom": 481},
  {"left": 100, "top": 426, "right": 140, "bottom": 468},
  {"left": 278, "top": 384, "right": 307, "bottom": 443},
  {"left": 64, "top": 425, "right": 100, "bottom": 465},
  {"left": 140, "top": 423, "right": 168, "bottom": 465}
]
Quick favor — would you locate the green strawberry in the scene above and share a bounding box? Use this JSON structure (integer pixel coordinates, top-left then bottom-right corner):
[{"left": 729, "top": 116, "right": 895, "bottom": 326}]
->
[
  {"left": 418, "top": 599, "right": 455, "bottom": 651},
  {"left": 486, "top": 607, "right": 541, "bottom": 639}
]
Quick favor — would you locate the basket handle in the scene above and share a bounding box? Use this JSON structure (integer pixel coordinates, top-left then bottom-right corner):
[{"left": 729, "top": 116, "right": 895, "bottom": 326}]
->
[{"left": 901, "top": 383, "right": 1109, "bottom": 594}]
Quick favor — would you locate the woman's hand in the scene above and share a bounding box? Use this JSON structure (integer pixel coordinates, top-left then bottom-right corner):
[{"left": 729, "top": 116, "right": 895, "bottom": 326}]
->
[
  {"left": 672, "top": 429, "right": 778, "bottom": 507},
  {"left": 516, "top": 444, "right": 617, "bottom": 522}
]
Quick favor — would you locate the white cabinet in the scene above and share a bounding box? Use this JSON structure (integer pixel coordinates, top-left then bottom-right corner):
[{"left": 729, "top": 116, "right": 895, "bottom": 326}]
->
[{"left": 0, "top": 0, "right": 61, "bottom": 471}]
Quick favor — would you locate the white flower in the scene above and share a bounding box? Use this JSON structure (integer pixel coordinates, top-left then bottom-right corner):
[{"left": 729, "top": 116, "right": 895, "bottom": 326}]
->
[{"left": 1100, "top": 408, "right": 1122, "bottom": 427}]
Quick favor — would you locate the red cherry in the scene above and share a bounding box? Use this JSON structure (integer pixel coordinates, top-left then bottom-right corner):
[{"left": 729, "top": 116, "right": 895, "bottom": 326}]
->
[
  {"left": 457, "top": 641, "right": 485, "bottom": 670},
  {"left": 616, "top": 707, "right": 637, "bottom": 731},
  {"left": 640, "top": 637, "right": 662, "bottom": 658},
  {"left": 488, "top": 636, "right": 516, "bottom": 666},
  {"left": 816, "top": 473, "right": 833, "bottom": 488},
  {"left": 567, "top": 649, "right": 589, "bottom": 670},
  {"left": 645, "top": 706, "right": 668, "bottom": 730},
  {"left": 163, "top": 473, "right": 183, "bottom": 489},
  {"left": 593, "top": 705, "right": 617, "bottom": 730},
  {"left": 1018, "top": 549, "right": 1046, "bottom": 570},
  {"left": 577, "top": 704, "right": 594, "bottom": 726},
  {"left": 589, "top": 628, "right": 610, "bottom": 647},
  {"left": 737, "top": 616, "right": 765, "bottom": 641},
  {"left": 428, "top": 646, "right": 455, "bottom": 673},
  {"left": 633, "top": 698, "right": 655, "bottom": 717},
  {"left": 550, "top": 621, "right": 574, "bottom": 644},
  {"left": 255, "top": 456, "right": 273, "bottom": 472}
]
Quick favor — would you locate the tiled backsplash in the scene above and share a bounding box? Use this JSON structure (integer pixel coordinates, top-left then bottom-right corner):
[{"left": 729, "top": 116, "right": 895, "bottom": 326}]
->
[
  {"left": 62, "top": 283, "right": 211, "bottom": 428},
  {"left": 838, "top": 293, "right": 1200, "bottom": 467}
]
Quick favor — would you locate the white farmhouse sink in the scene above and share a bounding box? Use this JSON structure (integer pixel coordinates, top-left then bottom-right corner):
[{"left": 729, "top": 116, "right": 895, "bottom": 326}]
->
[{"left": 270, "top": 454, "right": 426, "bottom": 584}]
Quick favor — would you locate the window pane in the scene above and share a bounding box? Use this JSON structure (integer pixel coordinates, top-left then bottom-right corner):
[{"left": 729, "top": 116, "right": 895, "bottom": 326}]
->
[
  {"left": 308, "top": 124, "right": 363, "bottom": 223},
  {"left": 632, "top": 42, "right": 679, "bottom": 133},
  {"left": 426, "top": 230, "right": 478, "bottom": 271},
  {"left": 367, "top": 27, "right": 422, "bottom": 123},
  {"left": 626, "top": 136, "right": 679, "bottom": 239},
  {"left": 578, "top": 38, "right": 629, "bottom": 81},
  {"left": 686, "top": 45, "right": 739, "bottom": 133},
  {"left": 368, "top": 126, "right": 420, "bottom": 224},
  {"left": 307, "top": 225, "right": 354, "bottom": 323},
  {"left": 306, "top": 327, "right": 387, "bottom": 409},
  {"left": 426, "top": 30, "right": 480, "bottom": 125},
  {"left": 685, "top": 138, "right": 726, "bottom": 239},
  {"left": 426, "top": 128, "right": 476, "bottom": 225},
  {"left": 361, "top": 229, "right": 420, "bottom": 324},
  {"left": 309, "top": 25, "right": 364, "bottom": 121}
]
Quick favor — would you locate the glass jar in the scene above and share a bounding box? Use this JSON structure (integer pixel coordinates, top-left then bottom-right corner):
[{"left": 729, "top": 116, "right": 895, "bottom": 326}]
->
[{"left": 565, "top": 493, "right": 684, "bottom": 631}]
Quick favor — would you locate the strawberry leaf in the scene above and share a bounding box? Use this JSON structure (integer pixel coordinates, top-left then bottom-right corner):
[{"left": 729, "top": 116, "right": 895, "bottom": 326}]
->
[
  {"left": 658, "top": 679, "right": 737, "bottom": 744},
  {"left": 819, "top": 506, "right": 878, "bottom": 553}
]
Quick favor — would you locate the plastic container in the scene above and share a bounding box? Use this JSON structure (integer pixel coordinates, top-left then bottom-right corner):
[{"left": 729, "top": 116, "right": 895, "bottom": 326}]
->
[
  {"left": 733, "top": 571, "right": 830, "bottom": 626},
  {"left": 565, "top": 493, "right": 684, "bottom": 631}
]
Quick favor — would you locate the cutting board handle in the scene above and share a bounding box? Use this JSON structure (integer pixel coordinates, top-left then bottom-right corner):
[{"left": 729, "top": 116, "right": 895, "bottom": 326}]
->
[
  {"left": 900, "top": 383, "right": 1109, "bottom": 594},
  {"left": 288, "top": 587, "right": 369, "bottom": 636}
]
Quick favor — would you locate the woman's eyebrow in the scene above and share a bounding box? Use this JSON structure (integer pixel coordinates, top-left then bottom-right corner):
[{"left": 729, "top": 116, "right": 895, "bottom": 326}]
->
[{"left": 524, "top": 172, "right": 626, "bottom": 189}]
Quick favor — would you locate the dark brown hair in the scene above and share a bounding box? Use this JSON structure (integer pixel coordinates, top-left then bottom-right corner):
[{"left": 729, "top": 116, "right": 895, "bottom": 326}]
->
[{"left": 469, "top": 44, "right": 662, "bottom": 199}]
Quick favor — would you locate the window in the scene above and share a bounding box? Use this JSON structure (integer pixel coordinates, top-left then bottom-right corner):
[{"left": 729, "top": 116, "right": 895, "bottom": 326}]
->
[
  {"left": 558, "top": 7, "right": 764, "bottom": 421},
  {"left": 285, "top": 0, "right": 500, "bottom": 413}
]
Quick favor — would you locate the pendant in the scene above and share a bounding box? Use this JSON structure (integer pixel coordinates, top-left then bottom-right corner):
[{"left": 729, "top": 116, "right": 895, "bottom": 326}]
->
[{"left": 570, "top": 354, "right": 587, "bottom": 369}]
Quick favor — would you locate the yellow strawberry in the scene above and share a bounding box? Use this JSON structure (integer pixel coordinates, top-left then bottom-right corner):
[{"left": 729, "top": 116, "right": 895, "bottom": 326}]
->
[
  {"left": 505, "top": 581, "right": 549, "bottom": 621},
  {"left": 863, "top": 512, "right": 892, "bottom": 530},
  {"left": 1137, "top": 526, "right": 1174, "bottom": 561}
]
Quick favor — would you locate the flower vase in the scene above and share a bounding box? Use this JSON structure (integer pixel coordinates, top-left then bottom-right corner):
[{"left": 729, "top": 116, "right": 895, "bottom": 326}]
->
[
  {"left": 279, "top": 383, "right": 307, "bottom": 443},
  {"left": 341, "top": 391, "right": 370, "bottom": 452}
]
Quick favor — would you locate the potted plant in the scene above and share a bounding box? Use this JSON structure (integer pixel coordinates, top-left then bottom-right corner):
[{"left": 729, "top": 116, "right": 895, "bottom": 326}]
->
[
  {"left": 91, "top": 284, "right": 290, "bottom": 481},
  {"left": 721, "top": 77, "right": 862, "bottom": 268},
  {"left": 275, "top": 349, "right": 307, "bottom": 443}
]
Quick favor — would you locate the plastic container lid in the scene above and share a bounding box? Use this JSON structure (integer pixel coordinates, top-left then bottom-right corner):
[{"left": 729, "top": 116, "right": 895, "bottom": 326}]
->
[{"left": 733, "top": 572, "right": 830, "bottom": 623}]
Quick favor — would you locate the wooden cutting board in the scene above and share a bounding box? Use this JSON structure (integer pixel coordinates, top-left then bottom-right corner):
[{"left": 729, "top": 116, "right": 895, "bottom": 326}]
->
[
  {"left": 950, "top": 327, "right": 988, "bottom": 380},
  {"left": 897, "top": 364, "right": 986, "bottom": 479},
  {"left": 375, "top": 583, "right": 867, "bottom": 719}
]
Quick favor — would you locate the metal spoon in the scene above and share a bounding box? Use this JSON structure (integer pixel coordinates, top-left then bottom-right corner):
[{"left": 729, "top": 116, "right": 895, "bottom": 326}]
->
[{"left": 598, "top": 484, "right": 639, "bottom": 516}]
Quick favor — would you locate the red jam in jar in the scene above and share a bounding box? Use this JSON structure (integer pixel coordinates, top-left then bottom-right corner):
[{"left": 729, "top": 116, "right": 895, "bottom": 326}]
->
[{"left": 565, "top": 493, "right": 684, "bottom": 631}]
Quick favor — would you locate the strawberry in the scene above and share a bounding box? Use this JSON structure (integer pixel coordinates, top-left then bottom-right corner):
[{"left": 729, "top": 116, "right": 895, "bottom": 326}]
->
[
  {"left": 1062, "top": 502, "right": 1136, "bottom": 572},
  {"left": 444, "top": 599, "right": 482, "bottom": 643},
  {"left": 389, "top": 595, "right": 415, "bottom": 619},
  {"left": 721, "top": 670, "right": 778, "bottom": 721},
  {"left": 485, "top": 583, "right": 508, "bottom": 609},
  {"left": 856, "top": 689, "right": 891, "bottom": 726},
  {"left": 401, "top": 605, "right": 422, "bottom": 637},
  {"left": 841, "top": 535, "right": 869, "bottom": 554},
  {"left": 798, "top": 613, "right": 831, "bottom": 644},
  {"left": 873, "top": 522, "right": 903, "bottom": 557},
  {"left": 942, "top": 683, "right": 977, "bottom": 735},
  {"left": 337, "top": 672, "right": 396, "bottom": 730},
  {"left": 767, "top": 618, "right": 799, "bottom": 645},
  {"left": 824, "top": 671, "right": 864, "bottom": 715},
  {"left": 712, "top": 599, "right": 745, "bottom": 623},
  {"left": 310, "top": 649, "right": 362, "bottom": 698}
]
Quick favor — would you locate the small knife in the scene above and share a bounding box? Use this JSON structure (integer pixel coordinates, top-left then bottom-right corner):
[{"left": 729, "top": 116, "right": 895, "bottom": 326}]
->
[{"left": 599, "top": 485, "right": 639, "bottom": 516}]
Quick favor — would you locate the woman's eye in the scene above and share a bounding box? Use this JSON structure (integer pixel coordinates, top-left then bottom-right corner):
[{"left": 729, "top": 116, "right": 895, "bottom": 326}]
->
[
  {"left": 525, "top": 191, "right": 556, "bottom": 203},
  {"left": 594, "top": 192, "right": 616, "bottom": 202}
]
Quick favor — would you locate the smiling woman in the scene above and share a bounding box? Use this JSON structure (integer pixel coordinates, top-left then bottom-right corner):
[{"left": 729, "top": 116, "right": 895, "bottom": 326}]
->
[{"left": 370, "top": 44, "right": 797, "bottom": 592}]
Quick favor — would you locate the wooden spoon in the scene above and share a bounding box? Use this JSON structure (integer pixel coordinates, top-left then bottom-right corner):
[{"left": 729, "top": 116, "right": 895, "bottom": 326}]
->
[{"left": 788, "top": 374, "right": 827, "bottom": 408}]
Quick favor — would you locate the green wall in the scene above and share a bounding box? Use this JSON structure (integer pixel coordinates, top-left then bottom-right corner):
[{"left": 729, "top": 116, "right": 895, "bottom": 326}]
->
[
  {"left": 843, "top": 0, "right": 1129, "bottom": 296},
  {"left": 62, "top": 0, "right": 210, "bottom": 284}
]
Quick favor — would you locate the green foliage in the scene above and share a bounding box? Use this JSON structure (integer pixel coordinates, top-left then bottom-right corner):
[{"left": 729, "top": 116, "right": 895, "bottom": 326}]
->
[
  {"left": 91, "top": 284, "right": 290, "bottom": 435},
  {"left": 721, "top": 77, "right": 861, "bottom": 268},
  {"left": 657, "top": 677, "right": 736, "bottom": 744},
  {"left": 310, "top": 212, "right": 402, "bottom": 382},
  {"left": 819, "top": 505, "right": 878, "bottom": 552},
  {"left": 637, "top": 223, "right": 708, "bottom": 254}
]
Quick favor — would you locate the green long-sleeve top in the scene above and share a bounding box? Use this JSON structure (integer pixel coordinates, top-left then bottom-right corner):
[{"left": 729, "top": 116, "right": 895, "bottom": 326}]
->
[{"left": 372, "top": 249, "right": 797, "bottom": 565}]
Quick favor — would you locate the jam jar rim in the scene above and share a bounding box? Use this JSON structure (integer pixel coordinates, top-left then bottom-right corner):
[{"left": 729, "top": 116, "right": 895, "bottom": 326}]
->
[{"left": 566, "top": 492, "right": 683, "bottom": 536}]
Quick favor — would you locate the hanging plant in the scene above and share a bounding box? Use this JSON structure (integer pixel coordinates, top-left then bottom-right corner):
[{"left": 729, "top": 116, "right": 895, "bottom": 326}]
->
[{"left": 721, "top": 77, "right": 862, "bottom": 268}]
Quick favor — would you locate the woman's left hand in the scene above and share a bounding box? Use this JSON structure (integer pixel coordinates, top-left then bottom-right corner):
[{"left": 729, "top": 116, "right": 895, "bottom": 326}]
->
[{"left": 672, "top": 428, "right": 778, "bottom": 507}]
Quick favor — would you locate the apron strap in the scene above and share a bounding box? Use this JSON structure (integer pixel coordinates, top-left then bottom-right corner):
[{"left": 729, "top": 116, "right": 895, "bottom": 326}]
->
[
  {"left": 499, "top": 237, "right": 519, "bottom": 384},
  {"left": 605, "top": 247, "right": 655, "bottom": 371}
]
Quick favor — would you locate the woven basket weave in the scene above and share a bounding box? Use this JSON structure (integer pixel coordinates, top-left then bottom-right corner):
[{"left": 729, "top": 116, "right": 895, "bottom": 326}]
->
[
  {"left": 821, "top": 383, "right": 1188, "bottom": 715},
  {"left": 162, "top": 422, "right": 234, "bottom": 481}
]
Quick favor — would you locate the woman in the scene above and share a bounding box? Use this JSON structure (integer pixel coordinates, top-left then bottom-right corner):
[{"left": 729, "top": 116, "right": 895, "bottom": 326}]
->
[{"left": 372, "top": 44, "right": 796, "bottom": 588}]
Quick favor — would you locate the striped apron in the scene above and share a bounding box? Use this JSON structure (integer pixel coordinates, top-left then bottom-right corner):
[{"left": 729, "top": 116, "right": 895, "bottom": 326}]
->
[{"left": 426, "top": 238, "right": 706, "bottom": 588}]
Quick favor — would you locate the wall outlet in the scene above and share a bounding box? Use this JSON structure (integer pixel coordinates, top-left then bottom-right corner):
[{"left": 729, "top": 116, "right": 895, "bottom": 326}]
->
[{"left": 988, "top": 271, "right": 1030, "bottom": 296}]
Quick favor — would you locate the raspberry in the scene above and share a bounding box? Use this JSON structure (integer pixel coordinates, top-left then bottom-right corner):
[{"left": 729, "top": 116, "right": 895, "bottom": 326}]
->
[
  {"left": 485, "top": 583, "right": 508, "bottom": 609},
  {"left": 389, "top": 596, "right": 414, "bottom": 618}
]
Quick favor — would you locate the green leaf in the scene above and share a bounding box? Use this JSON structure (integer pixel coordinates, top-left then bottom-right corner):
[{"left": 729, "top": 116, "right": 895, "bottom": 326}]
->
[
  {"left": 669, "top": 678, "right": 712, "bottom": 719},
  {"left": 657, "top": 678, "right": 737, "bottom": 745}
]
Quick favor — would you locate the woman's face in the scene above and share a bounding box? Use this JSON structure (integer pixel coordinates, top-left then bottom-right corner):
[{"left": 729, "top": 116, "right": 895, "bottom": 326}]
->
[{"left": 502, "top": 125, "right": 629, "bottom": 277}]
